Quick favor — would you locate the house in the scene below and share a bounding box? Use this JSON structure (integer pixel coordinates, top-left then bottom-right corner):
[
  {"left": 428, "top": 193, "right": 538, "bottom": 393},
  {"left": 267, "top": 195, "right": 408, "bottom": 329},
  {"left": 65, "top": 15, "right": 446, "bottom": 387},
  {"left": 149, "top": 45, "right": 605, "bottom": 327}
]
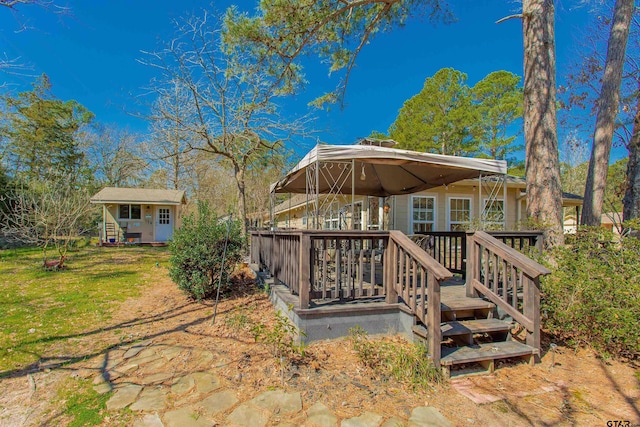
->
[
  {"left": 270, "top": 175, "right": 583, "bottom": 234},
  {"left": 90, "top": 187, "right": 186, "bottom": 244},
  {"left": 252, "top": 140, "right": 555, "bottom": 376}
]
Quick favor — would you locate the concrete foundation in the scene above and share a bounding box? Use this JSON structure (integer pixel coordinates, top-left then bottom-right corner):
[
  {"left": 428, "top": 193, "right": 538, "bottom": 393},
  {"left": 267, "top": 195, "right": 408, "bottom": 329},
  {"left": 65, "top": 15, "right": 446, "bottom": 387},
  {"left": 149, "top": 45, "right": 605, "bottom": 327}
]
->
[{"left": 268, "top": 283, "right": 416, "bottom": 344}]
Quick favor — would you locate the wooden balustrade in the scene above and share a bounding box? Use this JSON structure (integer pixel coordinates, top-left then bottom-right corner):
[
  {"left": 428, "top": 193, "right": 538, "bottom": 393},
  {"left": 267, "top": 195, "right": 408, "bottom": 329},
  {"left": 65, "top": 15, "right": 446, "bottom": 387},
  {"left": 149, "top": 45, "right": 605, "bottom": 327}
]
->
[
  {"left": 251, "top": 229, "right": 452, "bottom": 365},
  {"left": 488, "top": 231, "right": 544, "bottom": 256},
  {"left": 251, "top": 230, "right": 389, "bottom": 307},
  {"left": 387, "top": 231, "right": 452, "bottom": 365},
  {"left": 251, "top": 229, "right": 546, "bottom": 365},
  {"left": 411, "top": 232, "right": 467, "bottom": 276},
  {"left": 465, "top": 230, "right": 550, "bottom": 353}
]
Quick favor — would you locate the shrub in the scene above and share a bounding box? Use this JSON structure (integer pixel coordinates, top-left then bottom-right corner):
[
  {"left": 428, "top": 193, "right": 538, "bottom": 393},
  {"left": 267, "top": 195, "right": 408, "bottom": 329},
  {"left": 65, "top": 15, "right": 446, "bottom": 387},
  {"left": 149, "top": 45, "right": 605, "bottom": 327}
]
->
[
  {"left": 542, "top": 226, "right": 640, "bottom": 359},
  {"left": 169, "top": 202, "right": 243, "bottom": 300}
]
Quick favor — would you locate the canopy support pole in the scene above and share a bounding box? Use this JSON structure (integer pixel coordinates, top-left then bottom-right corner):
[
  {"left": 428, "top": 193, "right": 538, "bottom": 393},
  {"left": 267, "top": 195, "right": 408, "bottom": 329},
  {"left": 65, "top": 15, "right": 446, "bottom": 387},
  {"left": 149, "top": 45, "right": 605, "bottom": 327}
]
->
[{"left": 351, "top": 159, "right": 355, "bottom": 230}]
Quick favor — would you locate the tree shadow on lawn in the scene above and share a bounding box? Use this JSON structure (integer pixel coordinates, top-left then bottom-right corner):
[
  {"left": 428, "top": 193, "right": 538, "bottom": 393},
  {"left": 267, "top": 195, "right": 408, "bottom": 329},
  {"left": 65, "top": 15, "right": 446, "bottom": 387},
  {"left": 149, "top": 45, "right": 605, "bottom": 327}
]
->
[{"left": 0, "top": 296, "right": 239, "bottom": 380}]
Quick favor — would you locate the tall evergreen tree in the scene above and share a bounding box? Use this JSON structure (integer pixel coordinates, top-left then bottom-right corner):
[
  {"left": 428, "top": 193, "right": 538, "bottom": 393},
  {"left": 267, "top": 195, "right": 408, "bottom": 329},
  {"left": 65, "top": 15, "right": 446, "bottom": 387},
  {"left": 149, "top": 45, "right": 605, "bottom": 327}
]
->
[
  {"left": 582, "top": 0, "right": 634, "bottom": 226},
  {"left": 389, "top": 68, "right": 479, "bottom": 156},
  {"left": 522, "top": 0, "right": 564, "bottom": 248},
  {"left": 2, "top": 75, "right": 94, "bottom": 185},
  {"left": 472, "top": 71, "right": 523, "bottom": 160}
]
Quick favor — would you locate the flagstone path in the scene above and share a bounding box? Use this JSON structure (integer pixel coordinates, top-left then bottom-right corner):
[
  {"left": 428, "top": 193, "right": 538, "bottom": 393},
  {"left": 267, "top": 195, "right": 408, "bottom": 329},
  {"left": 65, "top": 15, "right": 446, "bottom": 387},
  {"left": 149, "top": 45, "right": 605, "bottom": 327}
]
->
[{"left": 82, "top": 340, "right": 452, "bottom": 427}]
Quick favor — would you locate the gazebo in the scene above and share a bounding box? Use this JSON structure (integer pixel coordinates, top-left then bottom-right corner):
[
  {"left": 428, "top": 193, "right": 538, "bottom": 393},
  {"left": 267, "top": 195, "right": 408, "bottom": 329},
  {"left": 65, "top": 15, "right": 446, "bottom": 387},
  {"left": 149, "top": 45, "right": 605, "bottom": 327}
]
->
[{"left": 269, "top": 139, "right": 508, "bottom": 230}]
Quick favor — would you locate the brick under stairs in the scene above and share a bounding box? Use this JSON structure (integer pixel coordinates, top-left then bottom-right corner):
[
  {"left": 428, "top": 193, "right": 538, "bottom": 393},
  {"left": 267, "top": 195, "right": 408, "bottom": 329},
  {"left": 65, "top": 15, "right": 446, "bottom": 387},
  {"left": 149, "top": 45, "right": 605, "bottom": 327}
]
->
[{"left": 412, "top": 279, "right": 538, "bottom": 379}]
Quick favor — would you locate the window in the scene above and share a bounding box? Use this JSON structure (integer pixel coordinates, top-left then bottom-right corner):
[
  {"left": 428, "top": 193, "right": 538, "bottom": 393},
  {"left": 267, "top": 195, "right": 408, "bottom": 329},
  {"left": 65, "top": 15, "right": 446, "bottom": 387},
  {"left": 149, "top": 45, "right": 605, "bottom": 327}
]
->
[
  {"left": 158, "top": 208, "right": 170, "bottom": 225},
  {"left": 324, "top": 204, "right": 340, "bottom": 230},
  {"left": 448, "top": 198, "right": 471, "bottom": 231},
  {"left": 482, "top": 199, "right": 505, "bottom": 229},
  {"left": 411, "top": 196, "right": 435, "bottom": 233},
  {"left": 119, "top": 204, "right": 141, "bottom": 220}
]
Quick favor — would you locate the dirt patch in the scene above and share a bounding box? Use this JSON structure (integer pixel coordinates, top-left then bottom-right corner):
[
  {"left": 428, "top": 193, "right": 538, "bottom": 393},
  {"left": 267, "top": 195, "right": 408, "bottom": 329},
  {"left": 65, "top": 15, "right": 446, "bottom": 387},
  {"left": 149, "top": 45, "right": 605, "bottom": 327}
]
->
[{"left": 1, "top": 266, "right": 638, "bottom": 426}]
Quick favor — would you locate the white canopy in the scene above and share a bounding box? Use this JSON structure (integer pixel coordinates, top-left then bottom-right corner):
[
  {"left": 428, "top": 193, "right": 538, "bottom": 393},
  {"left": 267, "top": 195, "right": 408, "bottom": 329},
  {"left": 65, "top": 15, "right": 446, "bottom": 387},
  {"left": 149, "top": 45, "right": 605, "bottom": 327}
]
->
[{"left": 270, "top": 144, "right": 507, "bottom": 197}]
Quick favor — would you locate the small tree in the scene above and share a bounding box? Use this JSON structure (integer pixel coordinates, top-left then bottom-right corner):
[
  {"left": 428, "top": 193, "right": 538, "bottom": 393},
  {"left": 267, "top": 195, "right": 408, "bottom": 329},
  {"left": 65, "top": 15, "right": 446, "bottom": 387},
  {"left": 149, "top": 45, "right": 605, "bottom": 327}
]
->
[
  {"left": 0, "top": 182, "right": 94, "bottom": 264},
  {"left": 169, "top": 202, "right": 243, "bottom": 301}
]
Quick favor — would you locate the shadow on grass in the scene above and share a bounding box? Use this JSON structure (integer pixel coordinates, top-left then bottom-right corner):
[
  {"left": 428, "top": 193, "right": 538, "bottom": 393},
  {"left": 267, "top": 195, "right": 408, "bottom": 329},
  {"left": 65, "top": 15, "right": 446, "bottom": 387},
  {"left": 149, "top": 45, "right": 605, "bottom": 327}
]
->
[{"left": 0, "top": 287, "right": 261, "bottom": 380}]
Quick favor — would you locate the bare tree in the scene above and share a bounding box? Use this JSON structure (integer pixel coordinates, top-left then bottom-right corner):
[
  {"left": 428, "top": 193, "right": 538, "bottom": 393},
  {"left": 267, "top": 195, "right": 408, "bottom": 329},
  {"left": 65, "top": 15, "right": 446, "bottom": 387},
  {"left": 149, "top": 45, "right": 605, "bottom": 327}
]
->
[
  {"left": 522, "top": 0, "right": 564, "bottom": 248},
  {"left": 1, "top": 0, "right": 71, "bottom": 74},
  {"left": 581, "top": 0, "right": 635, "bottom": 226},
  {"left": 141, "top": 12, "right": 312, "bottom": 236},
  {"left": 0, "top": 182, "right": 94, "bottom": 265},
  {"left": 83, "top": 124, "right": 148, "bottom": 188},
  {"left": 145, "top": 79, "right": 197, "bottom": 191}
]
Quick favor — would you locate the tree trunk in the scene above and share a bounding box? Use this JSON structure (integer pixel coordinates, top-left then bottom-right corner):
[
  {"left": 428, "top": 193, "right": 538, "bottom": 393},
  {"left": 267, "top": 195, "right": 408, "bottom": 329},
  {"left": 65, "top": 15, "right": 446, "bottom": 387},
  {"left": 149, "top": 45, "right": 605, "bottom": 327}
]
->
[
  {"left": 233, "top": 164, "right": 248, "bottom": 238},
  {"left": 623, "top": 97, "right": 640, "bottom": 222},
  {"left": 522, "top": 0, "right": 564, "bottom": 248},
  {"left": 581, "top": 0, "right": 634, "bottom": 226}
]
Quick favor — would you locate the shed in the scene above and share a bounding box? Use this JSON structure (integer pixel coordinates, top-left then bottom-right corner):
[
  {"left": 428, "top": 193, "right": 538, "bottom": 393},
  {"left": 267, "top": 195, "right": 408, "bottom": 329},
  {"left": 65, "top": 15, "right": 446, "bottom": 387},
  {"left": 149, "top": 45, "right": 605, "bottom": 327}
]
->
[{"left": 90, "top": 187, "right": 187, "bottom": 244}]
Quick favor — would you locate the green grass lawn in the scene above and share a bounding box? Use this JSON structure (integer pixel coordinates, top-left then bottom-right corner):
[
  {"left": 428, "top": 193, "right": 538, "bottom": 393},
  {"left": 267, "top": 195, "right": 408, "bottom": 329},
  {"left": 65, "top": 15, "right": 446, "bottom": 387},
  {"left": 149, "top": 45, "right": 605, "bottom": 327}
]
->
[{"left": 0, "top": 243, "right": 171, "bottom": 374}]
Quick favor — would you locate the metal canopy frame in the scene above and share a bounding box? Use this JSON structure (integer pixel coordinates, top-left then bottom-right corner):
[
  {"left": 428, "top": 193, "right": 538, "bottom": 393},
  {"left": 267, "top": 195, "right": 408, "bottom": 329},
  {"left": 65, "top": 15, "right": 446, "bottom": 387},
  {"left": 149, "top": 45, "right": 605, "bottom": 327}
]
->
[
  {"left": 269, "top": 143, "right": 509, "bottom": 231},
  {"left": 478, "top": 173, "right": 507, "bottom": 230},
  {"left": 305, "top": 159, "right": 356, "bottom": 230}
]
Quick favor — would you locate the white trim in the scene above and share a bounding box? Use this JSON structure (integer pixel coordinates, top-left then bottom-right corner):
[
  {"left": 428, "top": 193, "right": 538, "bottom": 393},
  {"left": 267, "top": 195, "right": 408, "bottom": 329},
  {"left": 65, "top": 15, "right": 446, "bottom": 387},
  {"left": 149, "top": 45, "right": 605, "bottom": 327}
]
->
[
  {"left": 447, "top": 196, "right": 473, "bottom": 231},
  {"left": 410, "top": 195, "right": 436, "bottom": 233}
]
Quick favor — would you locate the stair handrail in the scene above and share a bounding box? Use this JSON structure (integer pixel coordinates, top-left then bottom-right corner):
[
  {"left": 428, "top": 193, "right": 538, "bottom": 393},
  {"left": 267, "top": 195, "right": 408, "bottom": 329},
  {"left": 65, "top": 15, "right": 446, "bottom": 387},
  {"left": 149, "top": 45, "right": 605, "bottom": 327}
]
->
[
  {"left": 387, "top": 231, "right": 452, "bottom": 366},
  {"left": 389, "top": 231, "right": 452, "bottom": 281},
  {"left": 466, "top": 230, "right": 551, "bottom": 355}
]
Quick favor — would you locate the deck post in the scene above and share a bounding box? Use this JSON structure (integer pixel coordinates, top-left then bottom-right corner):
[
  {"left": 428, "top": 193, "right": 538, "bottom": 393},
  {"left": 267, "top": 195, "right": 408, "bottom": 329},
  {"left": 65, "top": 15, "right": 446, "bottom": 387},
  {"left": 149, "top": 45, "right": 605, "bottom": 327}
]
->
[
  {"left": 465, "top": 232, "right": 477, "bottom": 297},
  {"left": 299, "top": 232, "right": 311, "bottom": 309},
  {"left": 384, "top": 237, "right": 397, "bottom": 304},
  {"left": 523, "top": 275, "right": 541, "bottom": 360},
  {"left": 427, "top": 274, "right": 441, "bottom": 367}
]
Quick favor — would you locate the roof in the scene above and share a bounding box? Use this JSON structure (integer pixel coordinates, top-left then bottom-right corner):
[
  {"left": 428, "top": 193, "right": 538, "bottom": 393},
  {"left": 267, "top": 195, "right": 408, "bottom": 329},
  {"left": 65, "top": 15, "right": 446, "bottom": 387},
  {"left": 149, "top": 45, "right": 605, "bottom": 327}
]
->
[
  {"left": 271, "top": 143, "right": 508, "bottom": 197},
  {"left": 90, "top": 187, "right": 187, "bottom": 205}
]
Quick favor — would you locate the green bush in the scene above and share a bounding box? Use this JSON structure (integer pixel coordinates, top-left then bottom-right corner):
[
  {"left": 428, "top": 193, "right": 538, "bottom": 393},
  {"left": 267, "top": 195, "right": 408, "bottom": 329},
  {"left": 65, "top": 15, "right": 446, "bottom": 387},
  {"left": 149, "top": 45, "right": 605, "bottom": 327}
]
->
[
  {"left": 542, "top": 226, "right": 640, "bottom": 359},
  {"left": 169, "top": 202, "right": 243, "bottom": 300}
]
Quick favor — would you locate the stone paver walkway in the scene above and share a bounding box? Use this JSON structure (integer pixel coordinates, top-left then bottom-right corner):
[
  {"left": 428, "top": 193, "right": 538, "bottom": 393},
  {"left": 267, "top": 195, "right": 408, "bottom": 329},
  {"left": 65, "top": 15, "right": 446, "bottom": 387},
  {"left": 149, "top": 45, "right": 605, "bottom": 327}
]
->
[{"left": 85, "top": 341, "right": 452, "bottom": 427}]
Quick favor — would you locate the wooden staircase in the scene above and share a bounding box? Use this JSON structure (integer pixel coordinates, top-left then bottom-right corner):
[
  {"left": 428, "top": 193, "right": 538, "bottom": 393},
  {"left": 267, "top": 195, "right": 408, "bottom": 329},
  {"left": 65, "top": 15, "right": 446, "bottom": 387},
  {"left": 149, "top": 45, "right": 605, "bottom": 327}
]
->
[
  {"left": 412, "top": 286, "right": 538, "bottom": 378},
  {"left": 250, "top": 229, "right": 549, "bottom": 380}
]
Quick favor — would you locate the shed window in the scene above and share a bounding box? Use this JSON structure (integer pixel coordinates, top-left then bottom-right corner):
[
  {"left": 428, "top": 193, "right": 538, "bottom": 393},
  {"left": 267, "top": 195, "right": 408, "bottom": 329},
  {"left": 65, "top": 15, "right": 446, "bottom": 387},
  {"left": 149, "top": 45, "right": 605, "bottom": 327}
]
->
[{"left": 119, "top": 204, "right": 141, "bottom": 220}]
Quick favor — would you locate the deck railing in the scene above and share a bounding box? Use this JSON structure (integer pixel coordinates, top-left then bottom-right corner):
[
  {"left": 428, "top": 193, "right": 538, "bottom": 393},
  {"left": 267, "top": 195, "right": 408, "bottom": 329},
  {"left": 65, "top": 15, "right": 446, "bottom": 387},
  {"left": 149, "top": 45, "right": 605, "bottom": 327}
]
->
[
  {"left": 251, "top": 230, "right": 390, "bottom": 307},
  {"left": 387, "top": 231, "right": 452, "bottom": 364},
  {"left": 250, "top": 229, "right": 452, "bottom": 365},
  {"left": 465, "top": 230, "right": 551, "bottom": 354},
  {"left": 410, "top": 232, "right": 466, "bottom": 276},
  {"left": 410, "top": 231, "right": 544, "bottom": 279},
  {"left": 488, "top": 231, "right": 543, "bottom": 256}
]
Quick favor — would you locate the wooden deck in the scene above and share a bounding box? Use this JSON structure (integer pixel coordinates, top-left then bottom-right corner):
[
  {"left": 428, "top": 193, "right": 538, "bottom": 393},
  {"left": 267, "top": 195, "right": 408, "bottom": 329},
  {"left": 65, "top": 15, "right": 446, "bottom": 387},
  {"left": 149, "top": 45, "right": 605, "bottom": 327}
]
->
[{"left": 251, "top": 229, "right": 550, "bottom": 377}]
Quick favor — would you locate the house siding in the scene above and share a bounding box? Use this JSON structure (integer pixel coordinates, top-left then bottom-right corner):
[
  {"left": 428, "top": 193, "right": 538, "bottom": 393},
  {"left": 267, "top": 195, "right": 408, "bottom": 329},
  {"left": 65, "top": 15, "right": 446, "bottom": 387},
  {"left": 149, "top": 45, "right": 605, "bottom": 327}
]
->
[{"left": 271, "top": 180, "right": 526, "bottom": 233}]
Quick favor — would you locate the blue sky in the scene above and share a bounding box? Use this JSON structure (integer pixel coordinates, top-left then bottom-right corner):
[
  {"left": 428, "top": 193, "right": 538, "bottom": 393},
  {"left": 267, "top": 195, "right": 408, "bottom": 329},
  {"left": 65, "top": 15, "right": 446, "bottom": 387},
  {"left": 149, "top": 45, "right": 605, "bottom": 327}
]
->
[{"left": 1, "top": 1, "right": 617, "bottom": 162}]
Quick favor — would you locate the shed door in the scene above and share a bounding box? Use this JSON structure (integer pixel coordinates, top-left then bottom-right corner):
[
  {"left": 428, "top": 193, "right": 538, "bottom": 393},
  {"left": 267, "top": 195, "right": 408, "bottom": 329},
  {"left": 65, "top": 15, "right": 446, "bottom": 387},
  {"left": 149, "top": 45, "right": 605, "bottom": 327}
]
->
[{"left": 155, "top": 207, "right": 173, "bottom": 241}]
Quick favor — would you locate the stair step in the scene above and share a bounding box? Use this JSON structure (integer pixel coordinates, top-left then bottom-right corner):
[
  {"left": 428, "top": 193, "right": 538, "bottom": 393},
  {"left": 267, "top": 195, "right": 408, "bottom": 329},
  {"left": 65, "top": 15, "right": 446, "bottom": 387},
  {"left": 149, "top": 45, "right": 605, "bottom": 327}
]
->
[
  {"left": 441, "top": 319, "right": 511, "bottom": 337},
  {"left": 411, "top": 319, "right": 511, "bottom": 340},
  {"left": 441, "top": 341, "right": 538, "bottom": 367},
  {"left": 441, "top": 297, "right": 494, "bottom": 313}
]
